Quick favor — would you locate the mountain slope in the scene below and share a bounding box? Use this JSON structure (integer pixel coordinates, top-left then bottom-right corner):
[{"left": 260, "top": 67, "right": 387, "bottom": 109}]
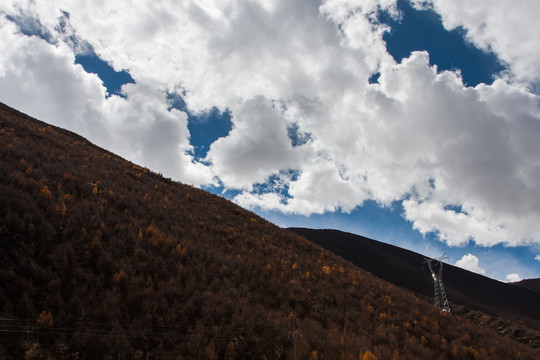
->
[
  {"left": 1, "top": 102, "right": 539, "bottom": 359},
  {"left": 514, "top": 279, "right": 540, "bottom": 294}
]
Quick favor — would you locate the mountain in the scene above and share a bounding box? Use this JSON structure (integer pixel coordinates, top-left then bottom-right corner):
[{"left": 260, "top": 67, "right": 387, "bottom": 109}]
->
[
  {"left": 1, "top": 101, "right": 539, "bottom": 359},
  {"left": 288, "top": 228, "right": 540, "bottom": 347},
  {"left": 514, "top": 279, "right": 540, "bottom": 294}
]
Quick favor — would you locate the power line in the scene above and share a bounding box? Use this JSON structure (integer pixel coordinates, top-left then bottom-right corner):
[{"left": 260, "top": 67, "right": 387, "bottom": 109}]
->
[{"left": 0, "top": 318, "right": 294, "bottom": 341}]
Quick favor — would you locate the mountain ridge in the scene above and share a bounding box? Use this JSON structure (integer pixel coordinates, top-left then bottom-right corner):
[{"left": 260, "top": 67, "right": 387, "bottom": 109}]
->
[{"left": 514, "top": 278, "right": 540, "bottom": 294}]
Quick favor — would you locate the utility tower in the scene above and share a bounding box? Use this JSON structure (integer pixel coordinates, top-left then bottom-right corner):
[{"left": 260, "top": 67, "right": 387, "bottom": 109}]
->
[{"left": 422, "top": 255, "right": 451, "bottom": 313}]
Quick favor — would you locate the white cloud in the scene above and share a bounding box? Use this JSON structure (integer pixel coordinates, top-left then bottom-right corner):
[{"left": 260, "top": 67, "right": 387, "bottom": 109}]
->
[
  {"left": 2, "top": 1, "right": 540, "bottom": 249},
  {"left": 455, "top": 254, "right": 486, "bottom": 275},
  {"left": 535, "top": 255, "right": 540, "bottom": 262},
  {"left": 207, "top": 96, "right": 305, "bottom": 190},
  {"left": 505, "top": 273, "right": 522, "bottom": 283},
  {"left": 0, "top": 17, "right": 213, "bottom": 187}
]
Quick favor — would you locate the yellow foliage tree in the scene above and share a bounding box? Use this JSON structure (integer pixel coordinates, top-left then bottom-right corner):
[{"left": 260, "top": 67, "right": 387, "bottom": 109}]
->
[
  {"left": 112, "top": 269, "right": 128, "bottom": 283},
  {"left": 40, "top": 185, "right": 51, "bottom": 198},
  {"left": 322, "top": 265, "right": 331, "bottom": 274},
  {"left": 362, "top": 350, "right": 377, "bottom": 360},
  {"left": 56, "top": 200, "right": 67, "bottom": 215},
  {"left": 224, "top": 341, "right": 236, "bottom": 360},
  {"left": 204, "top": 340, "right": 218, "bottom": 360},
  {"left": 36, "top": 310, "right": 53, "bottom": 328}
]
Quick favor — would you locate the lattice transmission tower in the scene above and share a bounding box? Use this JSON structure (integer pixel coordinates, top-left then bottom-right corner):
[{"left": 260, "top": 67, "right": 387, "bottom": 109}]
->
[{"left": 422, "top": 255, "right": 451, "bottom": 313}]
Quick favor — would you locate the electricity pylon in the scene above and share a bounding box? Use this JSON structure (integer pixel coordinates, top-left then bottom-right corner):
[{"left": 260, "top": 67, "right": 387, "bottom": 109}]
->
[{"left": 422, "top": 255, "right": 451, "bottom": 313}]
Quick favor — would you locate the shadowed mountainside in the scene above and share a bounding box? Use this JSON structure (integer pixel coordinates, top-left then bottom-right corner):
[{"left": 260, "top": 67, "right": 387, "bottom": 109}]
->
[
  {"left": 1, "top": 101, "right": 539, "bottom": 359},
  {"left": 514, "top": 279, "right": 540, "bottom": 294}
]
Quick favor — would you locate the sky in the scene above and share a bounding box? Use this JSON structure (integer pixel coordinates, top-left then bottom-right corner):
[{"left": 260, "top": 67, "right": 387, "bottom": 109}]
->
[{"left": 1, "top": 0, "right": 540, "bottom": 282}]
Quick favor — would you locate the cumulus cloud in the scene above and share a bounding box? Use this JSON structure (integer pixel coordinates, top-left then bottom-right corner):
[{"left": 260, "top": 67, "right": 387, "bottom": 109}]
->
[
  {"left": 455, "top": 254, "right": 486, "bottom": 275},
  {"left": 207, "top": 96, "right": 306, "bottom": 189},
  {"left": 535, "top": 255, "right": 540, "bottom": 262},
  {"left": 2, "top": 0, "right": 540, "bottom": 249},
  {"left": 505, "top": 273, "right": 522, "bottom": 283},
  {"left": 0, "top": 16, "right": 213, "bottom": 187}
]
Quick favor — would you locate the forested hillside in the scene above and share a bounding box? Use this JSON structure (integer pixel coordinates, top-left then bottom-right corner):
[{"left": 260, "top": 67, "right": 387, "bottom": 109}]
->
[{"left": 1, "top": 102, "right": 538, "bottom": 359}]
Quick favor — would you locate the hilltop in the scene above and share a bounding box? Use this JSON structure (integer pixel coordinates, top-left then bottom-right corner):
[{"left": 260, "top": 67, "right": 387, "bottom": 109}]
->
[
  {"left": 514, "top": 279, "right": 540, "bottom": 294},
  {"left": 1, "top": 102, "right": 539, "bottom": 359}
]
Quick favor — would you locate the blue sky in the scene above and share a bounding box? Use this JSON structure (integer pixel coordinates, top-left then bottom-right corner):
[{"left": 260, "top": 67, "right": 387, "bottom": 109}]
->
[
  {"left": 2, "top": 0, "right": 540, "bottom": 281},
  {"left": 75, "top": 52, "right": 134, "bottom": 97}
]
